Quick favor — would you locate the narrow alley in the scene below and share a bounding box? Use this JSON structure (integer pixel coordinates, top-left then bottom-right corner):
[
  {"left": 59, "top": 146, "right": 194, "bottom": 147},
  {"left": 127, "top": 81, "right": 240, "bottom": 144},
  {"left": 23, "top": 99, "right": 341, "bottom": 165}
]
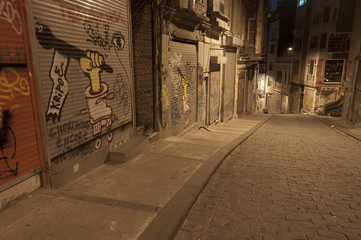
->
[{"left": 175, "top": 115, "right": 361, "bottom": 240}]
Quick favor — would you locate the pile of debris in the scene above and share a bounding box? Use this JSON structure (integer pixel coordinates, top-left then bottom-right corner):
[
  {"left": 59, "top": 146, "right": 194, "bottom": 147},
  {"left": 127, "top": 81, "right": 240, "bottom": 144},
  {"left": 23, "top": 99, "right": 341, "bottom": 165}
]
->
[{"left": 317, "top": 97, "right": 343, "bottom": 117}]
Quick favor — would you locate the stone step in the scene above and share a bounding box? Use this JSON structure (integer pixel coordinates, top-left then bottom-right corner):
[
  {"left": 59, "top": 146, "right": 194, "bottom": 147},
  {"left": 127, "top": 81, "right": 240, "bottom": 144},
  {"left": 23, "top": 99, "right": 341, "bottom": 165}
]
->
[{"left": 109, "top": 136, "right": 149, "bottom": 163}]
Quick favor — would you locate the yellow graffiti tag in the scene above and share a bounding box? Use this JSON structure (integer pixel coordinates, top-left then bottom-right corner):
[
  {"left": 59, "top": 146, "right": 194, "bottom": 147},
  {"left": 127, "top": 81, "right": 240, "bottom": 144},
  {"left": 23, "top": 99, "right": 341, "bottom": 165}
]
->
[
  {"left": 182, "top": 76, "right": 189, "bottom": 98},
  {"left": 0, "top": 68, "right": 30, "bottom": 98},
  {"left": 162, "top": 84, "right": 170, "bottom": 107},
  {"left": 0, "top": 68, "right": 30, "bottom": 122}
]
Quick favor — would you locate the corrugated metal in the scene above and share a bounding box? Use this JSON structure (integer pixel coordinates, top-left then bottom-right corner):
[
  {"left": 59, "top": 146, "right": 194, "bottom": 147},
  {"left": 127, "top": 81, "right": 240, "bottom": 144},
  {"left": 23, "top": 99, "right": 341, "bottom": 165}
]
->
[
  {"left": 0, "top": 0, "right": 41, "bottom": 184},
  {"left": 237, "top": 70, "right": 245, "bottom": 115},
  {"left": 222, "top": 48, "right": 236, "bottom": 121},
  {"left": 169, "top": 41, "right": 197, "bottom": 135},
  {"left": 209, "top": 71, "right": 220, "bottom": 124},
  {"left": 197, "top": 42, "right": 210, "bottom": 124},
  {"left": 29, "top": 0, "right": 133, "bottom": 160},
  {"left": 0, "top": 0, "right": 26, "bottom": 64}
]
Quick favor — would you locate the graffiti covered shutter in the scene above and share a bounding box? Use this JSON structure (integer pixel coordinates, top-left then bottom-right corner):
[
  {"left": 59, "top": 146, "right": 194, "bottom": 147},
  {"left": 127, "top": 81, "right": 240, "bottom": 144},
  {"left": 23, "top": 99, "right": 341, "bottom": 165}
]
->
[
  {"left": 29, "top": 0, "right": 133, "bottom": 161},
  {"left": 169, "top": 41, "right": 197, "bottom": 136},
  {"left": 222, "top": 48, "right": 236, "bottom": 121},
  {"left": 209, "top": 71, "right": 220, "bottom": 124},
  {"left": 0, "top": 0, "right": 42, "bottom": 184}
]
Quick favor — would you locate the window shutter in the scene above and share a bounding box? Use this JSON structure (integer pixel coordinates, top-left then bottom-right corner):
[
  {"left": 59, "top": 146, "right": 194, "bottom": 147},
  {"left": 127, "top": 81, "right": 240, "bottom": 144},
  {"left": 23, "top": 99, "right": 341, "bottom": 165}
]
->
[{"left": 323, "top": 6, "right": 330, "bottom": 22}]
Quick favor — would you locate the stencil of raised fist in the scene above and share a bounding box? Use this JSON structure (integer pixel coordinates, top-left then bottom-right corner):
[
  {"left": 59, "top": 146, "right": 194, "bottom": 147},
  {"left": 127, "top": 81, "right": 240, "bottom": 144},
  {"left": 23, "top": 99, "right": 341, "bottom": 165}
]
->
[{"left": 80, "top": 50, "right": 105, "bottom": 93}]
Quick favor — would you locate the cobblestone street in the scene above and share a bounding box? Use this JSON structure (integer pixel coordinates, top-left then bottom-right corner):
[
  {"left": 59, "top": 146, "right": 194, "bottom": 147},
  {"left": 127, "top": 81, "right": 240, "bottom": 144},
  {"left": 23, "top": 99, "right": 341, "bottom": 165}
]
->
[{"left": 174, "top": 115, "right": 361, "bottom": 240}]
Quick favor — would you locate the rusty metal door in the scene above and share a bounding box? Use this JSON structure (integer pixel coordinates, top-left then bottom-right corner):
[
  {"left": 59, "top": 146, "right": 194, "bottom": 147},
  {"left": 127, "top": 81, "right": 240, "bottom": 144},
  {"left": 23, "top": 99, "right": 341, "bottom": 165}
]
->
[{"left": 0, "top": 0, "right": 42, "bottom": 186}]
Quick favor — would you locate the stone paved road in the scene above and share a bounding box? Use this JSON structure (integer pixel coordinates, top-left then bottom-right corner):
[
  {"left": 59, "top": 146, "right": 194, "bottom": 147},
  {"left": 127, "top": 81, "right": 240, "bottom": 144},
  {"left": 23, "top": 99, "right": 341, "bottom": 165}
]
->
[{"left": 174, "top": 115, "right": 361, "bottom": 240}]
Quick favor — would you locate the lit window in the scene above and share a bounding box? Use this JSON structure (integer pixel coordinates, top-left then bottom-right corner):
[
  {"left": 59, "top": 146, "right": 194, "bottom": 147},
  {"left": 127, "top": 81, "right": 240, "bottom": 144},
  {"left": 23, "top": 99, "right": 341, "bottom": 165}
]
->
[
  {"left": 324, "top": 60, "right": 343, "bottom": 83},
  {"left": 298, "top": 0, "right": 307, "bottom": 7}
]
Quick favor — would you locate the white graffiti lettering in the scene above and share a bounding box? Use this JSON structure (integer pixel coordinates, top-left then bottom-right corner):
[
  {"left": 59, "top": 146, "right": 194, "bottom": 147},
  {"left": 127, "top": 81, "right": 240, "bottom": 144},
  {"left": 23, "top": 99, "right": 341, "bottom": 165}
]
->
[
  {"left": 47, "top": 50, "right": 69, "bottom": 120},
  {"left": 0, "top": 0, "right": 22, "bottom": 34}
]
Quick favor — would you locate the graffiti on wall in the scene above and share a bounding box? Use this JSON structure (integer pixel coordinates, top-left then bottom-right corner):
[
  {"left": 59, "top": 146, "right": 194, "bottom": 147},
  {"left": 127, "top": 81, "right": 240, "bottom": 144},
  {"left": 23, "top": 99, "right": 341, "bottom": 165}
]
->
[
  {"left": 210, "top": 74, "right": 220, "bottom": 122},
  {"left": 48, "top": 119, "right": 90, "bottom": 149},
  {"left": 168, "top": 52, "right": 195, "bottom": 128},
  {"left": 80, "top": 50, "right": 116, "bottom": 148},
  {"left": 0, "top": 46, "right": 25, "bottom": 63},
  {"left": 83, "top": 21, "right": 131, "bottom": 116},
  {"left": 83, "top": 21, "right": 126, "bottom": 53},
  {"left": 0, "top": 110, "right": 17, "bottom": 180},
  {"left": 177, "top": 61, "right": 195, "bottom": 128},
  {"left": 0, "top": 0, "right": 23, "bottom": 34},
  {"left": 52, "top": 0, "right": 126, "bottom": 27},
  {"left": 171, "top": 97, "right": 181, "bottom": 127},
  {"left": 161, "top": 70, "right": 170, "bottom": 130},
  {"left": 35, "top": 21, "right": 118, "bottom": 150},
  {"left": 0, "top": 68, "right": 30, "bottom": 123}
]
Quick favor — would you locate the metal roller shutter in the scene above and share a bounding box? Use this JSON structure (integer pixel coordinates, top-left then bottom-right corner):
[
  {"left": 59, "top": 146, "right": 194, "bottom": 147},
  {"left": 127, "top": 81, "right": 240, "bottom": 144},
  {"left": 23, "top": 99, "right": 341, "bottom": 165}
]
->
[
  {"left": 0, "top": 0, "right": 42, "bottom": 184},
  {"left": 223, "top": 48, "right": 236, "bottom": 121},
  {"left": 28, "top": 0, "right": 133, "bottom": 160},
  {"left": 168, "top": 41, "right": 197, "bottom": 136},
  {"left": 209, "top": 71, "right": 220, "bottom": 124}
]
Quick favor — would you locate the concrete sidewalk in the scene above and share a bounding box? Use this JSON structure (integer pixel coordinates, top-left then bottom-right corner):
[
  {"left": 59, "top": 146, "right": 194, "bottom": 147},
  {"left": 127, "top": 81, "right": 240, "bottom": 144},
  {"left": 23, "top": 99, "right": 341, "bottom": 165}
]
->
[
  {"left": 0, "top": 113, "right": 272, "bottom": 240},
  {"left": 312, "top": 115, "right": 361, "bottom": 142}
]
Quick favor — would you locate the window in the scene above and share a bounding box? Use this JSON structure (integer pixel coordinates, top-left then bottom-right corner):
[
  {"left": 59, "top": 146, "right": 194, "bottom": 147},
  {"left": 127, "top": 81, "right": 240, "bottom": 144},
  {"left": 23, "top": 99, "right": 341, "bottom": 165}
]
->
[
  {"left": 270, "top": 27, "right": 278, "bottom": 40},
  {"left": 328, "top": 34, "right": 351, "bottom": 52},
  {"left": 324, "top": 60, "right": 343, "bottom": 83},
  {"left": 248, "top": 18, "right": 256, "bottom": 46},
  {"left": 219, "top": 0, "right": 224, "bottom": 14},
  {"left": 293, "top": 60, "right": 300, "bottom": 73},
  {"left": 269, "top": 62, "right": 274, "bottom": 71},
  {"left": 310, "top": 35, "right": 319, "bottom": 48},
  {"left": 320, "top": 33, "right": 327, "bottom": 49},
  {"left": 332, "top": 7, "right": 338, "bottom": 21},
  {"left": 307, "top": 60, "right": 315, "bottom": 75},
  {"left": 312, "top": 9, "right": 323, "bottom": 24},
  {"left": 323, "top": 6, "right": 330, "bottom": 22},
  {"left": 294, "top": 38, "right": 302, "bottom": 50},
  {"left": 296, "top": 16, "right": 304, "bottom": 29},
  {"left": 270, "top": 44, "right": 276, "bottom": 53},
  {"left": 267, "top": 77, "right": 273, "bottom": 87},
  {"left": 259, "top": 64, "right": 266, "bottom": 74},
  {"left": 297, "top": 0, "right": 307, "bottom": 7},
  {"left": 276, "top": 71, "right": 282, "bottom": 82}
]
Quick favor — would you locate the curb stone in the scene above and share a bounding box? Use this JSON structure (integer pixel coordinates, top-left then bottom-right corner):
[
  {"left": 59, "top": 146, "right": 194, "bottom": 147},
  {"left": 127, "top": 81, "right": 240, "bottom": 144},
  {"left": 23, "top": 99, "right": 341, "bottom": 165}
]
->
[{"left": 138, "top": 114, "right": 273, "bottom": 240}]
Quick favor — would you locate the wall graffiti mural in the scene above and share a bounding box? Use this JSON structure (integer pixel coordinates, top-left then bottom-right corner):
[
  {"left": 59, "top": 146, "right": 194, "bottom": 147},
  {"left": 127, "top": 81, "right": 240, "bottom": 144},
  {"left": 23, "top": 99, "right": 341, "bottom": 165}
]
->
[
  {"left": 83, "top": 21, "right": 125, "bottom": 52},
  {"left": 0, "top": 67, "right": 30, "bottom": 123},
  {"left": 80, "top": 50, "right": 116, "bottom": 149},
  {"left": 0, "top": 46, "right": 25, "bottom": 63},
  {"left": 0, "top": 110, "right": 17, "bottom": 180},
  {"left": 161, "top": 70, "right": 170, "bottom": 130},
  {"left": 51, "top": 0, "right": 127, "bottom": 28},
  {"left": 33, "top": 0, "right": 132, "bottom": 162},
  {"left": 0, "top": 0, "right": 23, "bottom": 35},
  {"left": 177, "top": 61, "right": 195, "bottom": 128},
  {"left": 35, "top": 20, "right": 113, "bottom": 121},
  {"left": 168, "top": 50, "right": 196, "bottom": 129},
  {"left": 171, "top": 97, "right": 181, "bottom": 127}
]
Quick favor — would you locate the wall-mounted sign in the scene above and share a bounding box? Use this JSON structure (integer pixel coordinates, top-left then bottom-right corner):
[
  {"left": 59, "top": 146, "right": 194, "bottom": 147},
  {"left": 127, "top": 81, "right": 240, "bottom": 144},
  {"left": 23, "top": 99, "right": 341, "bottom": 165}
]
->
[
  {"left": 328, "top": 34, "right": 351, "bottom": 52},
  {"left": 324, "top": 60, "right": 343, "bottom": 83}
]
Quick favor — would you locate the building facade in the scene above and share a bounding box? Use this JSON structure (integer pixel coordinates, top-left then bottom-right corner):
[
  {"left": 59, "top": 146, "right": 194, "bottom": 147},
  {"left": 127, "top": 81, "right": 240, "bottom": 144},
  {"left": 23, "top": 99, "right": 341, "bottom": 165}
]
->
[
  {"left": 0, "top": 0, "right": 268, "bottom": 207},
  {"left": 343, "top": 0, "right": 361, "bottom": 127},
  {"left": 291, "top": 0, "right": 355, "bottom": 114},
  {"left": 263, "top": 0, "right": 297, "bottom": 114}
]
